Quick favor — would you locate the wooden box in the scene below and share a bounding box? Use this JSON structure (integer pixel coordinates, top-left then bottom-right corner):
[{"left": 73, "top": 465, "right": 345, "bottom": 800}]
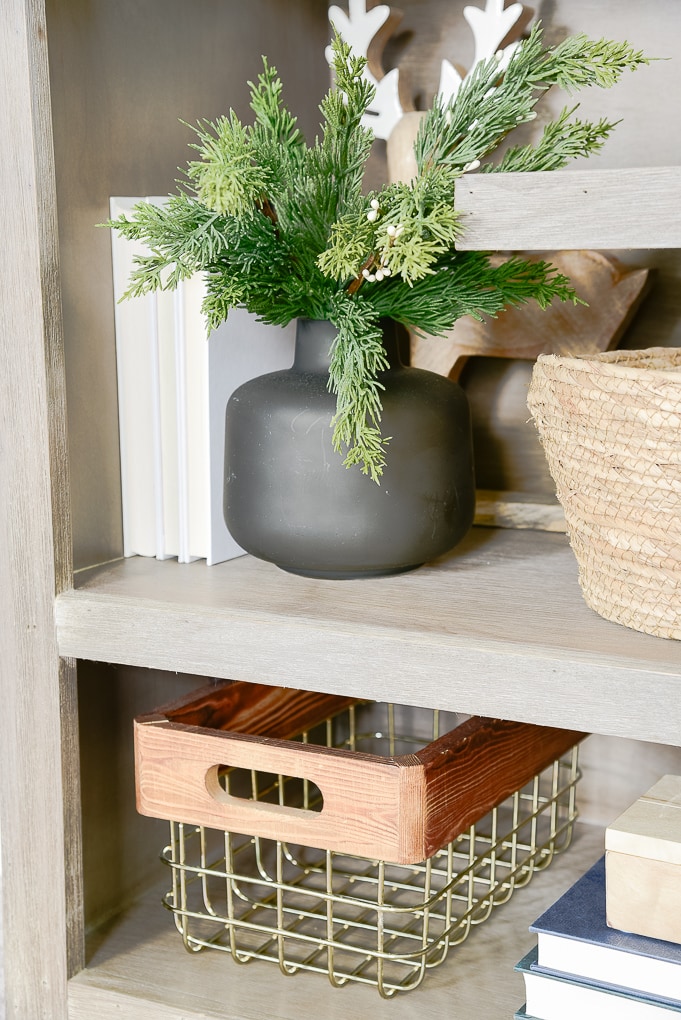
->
[
  {"left": 135, "top": 679, "right": 583, "bottom": 864},
  {"left": 606, "top": 775, "right": 681, "bottom": 944}
]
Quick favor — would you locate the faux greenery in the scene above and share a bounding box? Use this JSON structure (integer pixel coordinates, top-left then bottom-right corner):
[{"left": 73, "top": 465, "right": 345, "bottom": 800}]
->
[{"left": 108, "top": 24, "right": 648, "bottom": 479}]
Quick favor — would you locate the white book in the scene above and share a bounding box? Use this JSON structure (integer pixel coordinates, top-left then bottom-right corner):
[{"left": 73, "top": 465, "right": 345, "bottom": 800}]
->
[
  {"left": 175, "top": 278, "right": 296, "bottom": 565},
  {"left": 112, "top": 196, "right": 296, "bottom": 565},
  {"left": 516, "top": 947, "right": 681, "bottom": 1020},
  {"left": 156, "top": 278, "right": 179, "bottom": 558},
  {"left": 110, "top": 196, "right": 166, "bottom": 558},
  {"left": 175, "top": 274, "right": 206, "bottom": 563}
]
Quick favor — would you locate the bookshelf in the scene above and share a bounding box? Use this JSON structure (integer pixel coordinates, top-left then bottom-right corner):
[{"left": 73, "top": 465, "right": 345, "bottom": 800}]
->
[
  {"left": 58, "top": 529, "right": 681, "bottom": 745},
  {"left": 2, "top": 1, "right": 680, "bottom": 1018}
]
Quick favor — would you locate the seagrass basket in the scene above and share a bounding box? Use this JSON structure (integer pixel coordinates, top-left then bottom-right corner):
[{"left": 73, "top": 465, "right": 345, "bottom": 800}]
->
[{"left": 527, "top": 347, "right": 681, "bottom": 640}]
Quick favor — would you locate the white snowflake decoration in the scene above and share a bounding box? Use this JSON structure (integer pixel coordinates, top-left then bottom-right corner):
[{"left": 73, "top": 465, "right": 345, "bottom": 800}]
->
[{"left": 328, "top": 0, "right": 530, "bottom": 139}]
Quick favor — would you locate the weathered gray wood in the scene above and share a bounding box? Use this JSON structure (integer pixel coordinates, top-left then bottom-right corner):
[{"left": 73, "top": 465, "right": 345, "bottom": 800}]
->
[
  {"left": 455, "top": 167, "right": 681, "bottom": 250},
  {"left": 0, "top": 0, "right": 77, "bottom": 1014},
  {"left": 76, "top": 664, "right": 207, "bottom": 935},
  {"left": 59, "top": 658, "right": 84, "bottom": 978},
  {"left": 473, "top": 491, "right": 565, "bottom": 532},
  {"left": 56, "top": 529, "right": 681, "bottom": 746}
]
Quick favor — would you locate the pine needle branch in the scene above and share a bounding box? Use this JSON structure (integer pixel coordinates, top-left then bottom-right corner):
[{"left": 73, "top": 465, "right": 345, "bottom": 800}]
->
[
  {"left": 106, "top": 23, "right": 650, "bottom": 477},
  {"left": 487, "top": 106, "right": 619, "bottom": 173},
  {"left": 327, "top": 295, "right": 389, "bottom": 481},
  {"left": 184, "top": 115, "right": 273, "bottom": 217},
  {"left": 367, "top": 251, "right": 581, "bottom": 337},
  {"left": 249, "top": 58, "right": 305, "bottom": 153},
  {"left": 535, "top": 34, "right": 649, "bottom": 93},
  {"left": 414, "top": 23, "right": 648, "bottom": 175}
]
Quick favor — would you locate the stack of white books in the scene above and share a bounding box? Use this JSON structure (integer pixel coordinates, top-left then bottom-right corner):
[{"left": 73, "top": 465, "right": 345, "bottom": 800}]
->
[
  {"left": 110, "top": 197, "right": 296, "bottom": 565},
  {"left": 515, "top": 856, "right": 681, "bottom": 1019}
]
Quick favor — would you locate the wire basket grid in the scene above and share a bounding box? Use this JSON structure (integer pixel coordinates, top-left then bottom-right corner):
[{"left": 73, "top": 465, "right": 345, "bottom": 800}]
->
[{"left": 160, "top": 701, "right": 580, "bottom": 997}]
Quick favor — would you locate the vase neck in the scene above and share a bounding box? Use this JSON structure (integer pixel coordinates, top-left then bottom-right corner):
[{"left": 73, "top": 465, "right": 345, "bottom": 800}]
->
[
  {"left": 294, "top": 319, "right": 338, "bottom": 372},
  {"left": 293, "top": 318, "right": 404, "bottom": 374}
]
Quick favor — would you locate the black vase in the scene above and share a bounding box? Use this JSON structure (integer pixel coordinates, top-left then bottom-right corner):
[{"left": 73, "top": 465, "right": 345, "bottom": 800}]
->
[{"left": 224, "top": 318, "right": 475, "bottom": 578}]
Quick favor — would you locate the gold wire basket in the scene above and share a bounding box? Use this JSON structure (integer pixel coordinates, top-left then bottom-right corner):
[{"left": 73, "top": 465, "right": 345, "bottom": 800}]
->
[{"left": 138, "top": 689, "right": 582, "bottom": 997}]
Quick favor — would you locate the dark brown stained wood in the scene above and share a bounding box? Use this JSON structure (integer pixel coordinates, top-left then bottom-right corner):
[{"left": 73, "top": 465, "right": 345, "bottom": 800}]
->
[
  {"left": 415, "top": 716, "right": 585, "bottom": 859},
  {"left": 140, "top": 678, "right": 361, "bottom": 738}
]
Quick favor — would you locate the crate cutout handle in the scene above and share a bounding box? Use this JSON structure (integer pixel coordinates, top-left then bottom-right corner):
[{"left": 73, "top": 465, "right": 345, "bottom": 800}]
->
[
  {"left": 205, "top": 763, "right": 324, "bottom": 818},
  {"left": 135, "top": 721, "right": 406, "bottom": 857}
]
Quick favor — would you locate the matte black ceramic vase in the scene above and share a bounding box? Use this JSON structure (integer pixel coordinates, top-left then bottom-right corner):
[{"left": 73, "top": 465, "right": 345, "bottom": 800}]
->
[{"left": 224, "top": 318, "right": 475, "bottom": 578}]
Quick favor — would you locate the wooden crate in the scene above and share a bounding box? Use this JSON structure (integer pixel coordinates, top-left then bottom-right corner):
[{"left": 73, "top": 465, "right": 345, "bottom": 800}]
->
[{"left": 135, "top": 679, "right": 583, "bottom": 864}]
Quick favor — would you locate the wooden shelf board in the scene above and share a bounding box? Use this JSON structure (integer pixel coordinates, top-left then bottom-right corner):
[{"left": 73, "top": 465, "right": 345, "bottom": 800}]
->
[
  {"left": 455, "top": 166, "right": 681, "bottom": 250},
  {"left": 56, "top": 528, "right": 681, "bottom": 745},
  {"left": 67, "top": 823, "right": 604, "bottom": 1020}
]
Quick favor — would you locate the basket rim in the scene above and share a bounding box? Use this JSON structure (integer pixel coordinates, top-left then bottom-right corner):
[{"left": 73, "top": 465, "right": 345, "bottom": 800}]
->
[{"left": 534, "top": 346, "right": 681, "bottom": 383}]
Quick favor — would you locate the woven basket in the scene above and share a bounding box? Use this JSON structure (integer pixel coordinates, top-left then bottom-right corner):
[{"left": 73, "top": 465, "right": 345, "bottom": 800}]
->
[{"left": 527, "top": 347, "right": 681, "bottom": 640}]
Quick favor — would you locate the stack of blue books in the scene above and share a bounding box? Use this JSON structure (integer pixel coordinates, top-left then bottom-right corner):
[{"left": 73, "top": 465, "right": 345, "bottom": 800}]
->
[{"left": 515, "top": 856, "right": 681, "bottom": 1018}]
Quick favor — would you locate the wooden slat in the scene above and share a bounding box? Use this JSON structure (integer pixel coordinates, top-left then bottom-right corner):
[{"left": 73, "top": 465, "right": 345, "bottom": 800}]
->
[
  {"left": 473, "top": 490, "right": 565, "bottom": 532},
  {"left": 147, "top": 679, "right": 359, "bottom": 738},
  {"left": 136, "top": 721, "right": 412, "bottom": 860},
  {"left": 455, "top": 166, "right": 681, "bottom": 250},
  {"left": 134, "top": 680, "right": 582, "bottom": 862},
  {"left": 417, "top": 717, "right": 583, "bottom": 859},
  {"left": 56, "top": 529, "right": 681, "bottom": 746},
  {"left": 0, "top": 0, "right": 76, "bottom": 1016},
  {"left": 411, "top": 251, "right": 650, "bottom": 378}
]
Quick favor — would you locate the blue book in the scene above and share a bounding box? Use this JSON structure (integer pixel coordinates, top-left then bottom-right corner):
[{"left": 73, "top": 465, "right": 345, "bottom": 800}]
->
[
  {"left": 529, "top": 857, "right": 681, "bottom": 1002},
  {"left": 516, "top": 946, "right": 681, "bottom": 1019}
]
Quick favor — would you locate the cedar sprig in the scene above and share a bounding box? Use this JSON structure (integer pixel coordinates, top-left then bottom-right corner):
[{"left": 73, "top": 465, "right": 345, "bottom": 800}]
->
[
  {"left": 536, "top": 33, "right": 649, "bottom": 92},
  {"left": 106, "top": 27, "right": 648, "bottom": 477},
  {"left": 368, "top": 251, "right": 581, "bottom": 337},
  {"left": 326, "top": 294, "right": 389, "bottom": 482},
  {"left": 488, "top": 107, "right": 618, "bottom": 173},
  {"left": 108, "top": 193, "right": 241, "bottom": 295},
  {"left": 414, "top": 23, "right": 648, "bottom": 175}
]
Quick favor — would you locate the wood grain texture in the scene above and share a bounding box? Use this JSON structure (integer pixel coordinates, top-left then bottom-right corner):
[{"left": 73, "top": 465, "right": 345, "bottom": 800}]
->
[
  {"left": 0, "top": 0, "right": 74, "bottom": 1015},
  {"left": 76, "top": 666, "right": 211, "bottom": 936},
  {"left": 454, "top": 167, "right": 681, "bottom": 250},
  {"left": 134, "top": 681, "right": 583, "bottom": 862},
  {"left": 60, "top": 657, "right": 85, "bottom": 978},
  {"left": 473, "top": 491, "right": 565, "bottom": 532},
  {"left": 416, "top": 717, "right": 583, "bottom": 858},
  {"left": 411, "top": 251, "right": 649, "bottom": 511},
  {"left": 410, "top": 251, "right": 649, "bottom": 379},
  {"left": 605, "top": 851, "right": 681, "bottom": 944},
  {"left": 47, "top": 0, "right": 331, "bottom": 571},
  {"left": 136, "top": 721, "right": 410, "bottom": 860},
  {"left": 58, "top": 528, "right": 681, "bottom": 745},
  {"left": 146, "top": 679, "right": 359, "bottom": 738},
  {"left": 4, "top": 2, "right": 681, "bottom": 1017}
]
